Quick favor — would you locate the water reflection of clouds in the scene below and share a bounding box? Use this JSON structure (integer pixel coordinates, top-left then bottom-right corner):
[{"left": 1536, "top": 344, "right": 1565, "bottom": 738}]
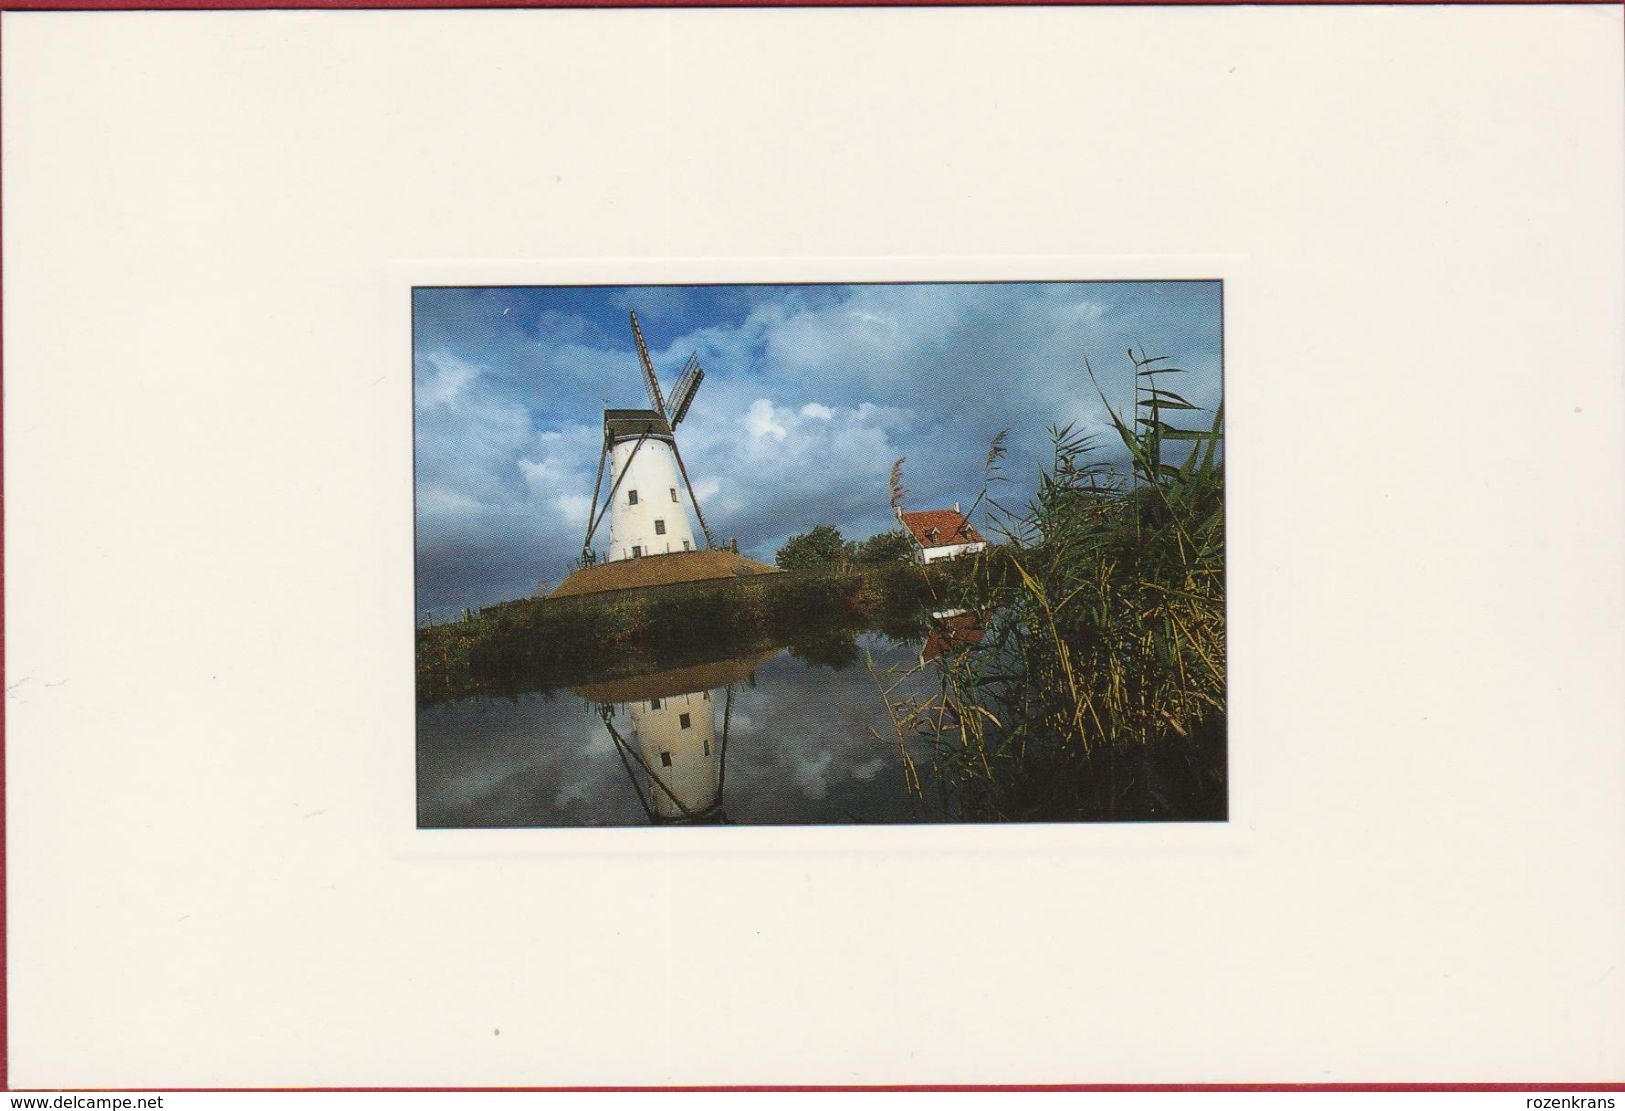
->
[
  {"left": 418, "top": 696, "right": 644, "bottom": 828},
  {"left": 416, "top": 634, "right": 942, "bottom": 828},
  {"left": 718, "top": 638, "right": 939, "bottom": 824}
]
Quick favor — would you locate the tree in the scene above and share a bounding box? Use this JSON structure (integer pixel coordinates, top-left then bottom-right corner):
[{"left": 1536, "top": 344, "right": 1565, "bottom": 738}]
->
[
  {"left": 786, "top": 628, "right": 860, "bottom": 671},
  {"left": 854, "top": 528, "right": 916, "bottom": 565},
  {"left": 775, "top": 525, "right": 846, "bottom": 570}
]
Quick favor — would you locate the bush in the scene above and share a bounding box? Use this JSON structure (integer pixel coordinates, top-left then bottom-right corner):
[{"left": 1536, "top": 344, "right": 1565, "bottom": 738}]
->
[
  {"left": 416, "top": 559, "right": 954, "bottom": 705},
  {"left": 852, "top": 528, "right": 915, "bottom": 564},
  {"left": 775, "top": 526, "right": 846, "bottom": 570}
]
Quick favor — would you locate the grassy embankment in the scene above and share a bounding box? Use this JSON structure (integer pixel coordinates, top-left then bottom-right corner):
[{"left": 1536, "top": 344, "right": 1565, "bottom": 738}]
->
[
  {"left": 873, "top": 350, "right": 1227, "bottom": 822},
  {"left": 417, "top": 559, "right": 962, "bottom": 706}
]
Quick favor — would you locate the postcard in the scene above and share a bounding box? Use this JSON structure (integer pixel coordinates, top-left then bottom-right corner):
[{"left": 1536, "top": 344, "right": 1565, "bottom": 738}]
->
[{"left": 4, "top": 3, "right": 1620, "bottom": 1089}]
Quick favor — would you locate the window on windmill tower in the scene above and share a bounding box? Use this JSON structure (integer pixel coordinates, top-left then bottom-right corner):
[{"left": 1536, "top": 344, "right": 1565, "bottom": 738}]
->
[
  {"left": 659, "top": 751, "right": 672, "bottom": 768},
  {"left": 628, "top": 489, "right": 639, "bottom": 506},
  {"left": 679, "top": 713, "right": 692, "bottom": 730},
  {"left": 650, "top": 698, "right": 662, "bottom": 710},
  {"left": 632, "top": 545, "right": 642, "bottom": 558},
  {"left": 670, "top": 487, "right": 678, "bottom": 502},
  {"left": 655, "top": 519, "right": 666, "bottom": 535},
  {"left": 683, "top": 540, "right": 692, "bottom": 551}
]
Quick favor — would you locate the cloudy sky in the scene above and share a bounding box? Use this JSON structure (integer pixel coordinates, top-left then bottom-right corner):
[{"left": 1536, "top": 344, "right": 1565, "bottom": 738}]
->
[{"left": 414, "top": 280, "right": 1222, "bottom": 618}]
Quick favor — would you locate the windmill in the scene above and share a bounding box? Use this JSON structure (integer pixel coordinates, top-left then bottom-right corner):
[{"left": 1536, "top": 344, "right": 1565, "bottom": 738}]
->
[
  {"left": 579, "top": 310, "right": 714, "bottom": 565},
  {"left": 574, "top": 647, "right": 778, "bottom": 825}
]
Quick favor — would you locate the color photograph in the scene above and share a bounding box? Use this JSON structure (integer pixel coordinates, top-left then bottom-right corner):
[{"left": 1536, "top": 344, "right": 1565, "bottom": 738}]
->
[{"left": 415, "top": 280, "right": 1225, "bottom": 826}]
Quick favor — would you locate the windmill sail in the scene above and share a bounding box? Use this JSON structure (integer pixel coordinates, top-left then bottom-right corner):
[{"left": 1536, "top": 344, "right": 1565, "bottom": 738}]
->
[
  {"left": 667, "top": 353, "right": 704, "bottom": 427},
  {"left": 628, "top": 310, "right": 667, "bottom": 419}
]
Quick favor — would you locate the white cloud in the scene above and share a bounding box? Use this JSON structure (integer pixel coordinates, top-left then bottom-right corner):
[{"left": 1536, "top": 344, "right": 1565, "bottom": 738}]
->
[
  {"left": 1056, "top": 300, "right": 1106, "bottom": 326},
  {"left": 793, "top": 750, "right": 834, "bottom": 800},
  {"left": 847, "top": 310, "right": 898, "bottom": 336},
  {"left": 851, "top": 757, "right": 885, "bottom": 781},
  {"left": 416, "top": 351, "right": 481, "bottom": 409},
  {"left": 554, "top": 782, "right": 589, "bottom": 807},
  {"left": 553, "top": 493, "right": 592, "bottom": 527},
  {"left": 518, "top": 426, "right": 601, "bottom": 508},
  {"left": 517, "top": 457, "right": 564, "bottom": 495},
  {"left": 745, "top": 398, "right": 788, "bottom": 443},
  {"left": 415, "top": 487, "right": 487, "bottom": 521},
  {"left": 799, "top": 402, "right": 834, "bottom": 420}
]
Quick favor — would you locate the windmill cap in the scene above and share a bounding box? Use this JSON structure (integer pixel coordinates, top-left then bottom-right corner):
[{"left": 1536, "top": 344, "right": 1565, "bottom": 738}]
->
[{"left": 604, "top": 409, "right": 674, "bottom": 442}]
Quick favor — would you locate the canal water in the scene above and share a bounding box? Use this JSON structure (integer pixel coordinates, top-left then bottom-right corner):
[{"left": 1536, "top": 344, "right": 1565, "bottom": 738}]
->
[{"left": 417, "top": 632, "right": 947, "bottom": 827}]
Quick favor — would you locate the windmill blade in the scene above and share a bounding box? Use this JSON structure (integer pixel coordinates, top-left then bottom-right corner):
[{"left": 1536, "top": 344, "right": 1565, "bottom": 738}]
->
[
  {"left": 716, "top": 684, "right": 732, "bottom": 799},
  {"left": 667, "top": 353, "right": 704, "bottom": 427},
  {"left": 585, "top": 428, "right": 652, "bottom": 546},
  {"left": 628, "top": 310, "right": 667, "bottom": 417},
  {"left": 582, "top": 439, "right": 609, "bottom": 554},
  {"left": 670, "top": 439, "right": 716, "bottom": 550},
  {"left": 600, "top": 707, "right": 694, "bottom": 820}
]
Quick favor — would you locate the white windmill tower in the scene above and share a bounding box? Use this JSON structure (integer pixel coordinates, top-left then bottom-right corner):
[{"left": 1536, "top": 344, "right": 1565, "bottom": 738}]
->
[
  {"left": 579, "top": 311, "right": 714, "bottom": 565},
  {"left": 577, "top": 648, "right": 779, "bottom": 825},
  {"left": 623, "top": 689, "right": 725, "bottom": 823}
]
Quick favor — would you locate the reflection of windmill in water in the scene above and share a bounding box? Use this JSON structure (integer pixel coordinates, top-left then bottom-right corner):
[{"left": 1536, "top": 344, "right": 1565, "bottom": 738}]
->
[
  {"left": 572, "top": 649, "right": 779, "bottom": 824},
  {"left": 551, "top": 310, "right": 775, "bottom": 597}
]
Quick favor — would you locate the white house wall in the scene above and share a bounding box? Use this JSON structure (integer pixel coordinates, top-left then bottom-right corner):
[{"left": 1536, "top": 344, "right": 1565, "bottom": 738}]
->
[
  {"left": 918, "top": 541, "right": 987, "bottom": 564},
  {"left": 606, "top": 438, "right": 697, "bottom": 561}
]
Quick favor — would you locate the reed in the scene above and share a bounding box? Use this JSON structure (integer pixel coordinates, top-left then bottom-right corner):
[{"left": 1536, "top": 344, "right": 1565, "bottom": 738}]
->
[{"left": 871, "top": 349, "right": 1226, "bottom": 822}]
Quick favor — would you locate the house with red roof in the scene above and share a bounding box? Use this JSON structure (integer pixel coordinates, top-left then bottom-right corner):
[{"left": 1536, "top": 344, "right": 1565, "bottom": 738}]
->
[
  {"left": 919, "top": 609, "right": 986, "bottom": 663},
  {"left": 896, "top": 504, "right": 988, "bottom": 565}
]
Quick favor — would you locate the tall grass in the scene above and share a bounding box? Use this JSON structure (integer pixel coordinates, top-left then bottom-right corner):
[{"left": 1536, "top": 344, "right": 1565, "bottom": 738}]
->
[{"left": 873, "top": 349, "right": 1226, "bottom": 822}]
